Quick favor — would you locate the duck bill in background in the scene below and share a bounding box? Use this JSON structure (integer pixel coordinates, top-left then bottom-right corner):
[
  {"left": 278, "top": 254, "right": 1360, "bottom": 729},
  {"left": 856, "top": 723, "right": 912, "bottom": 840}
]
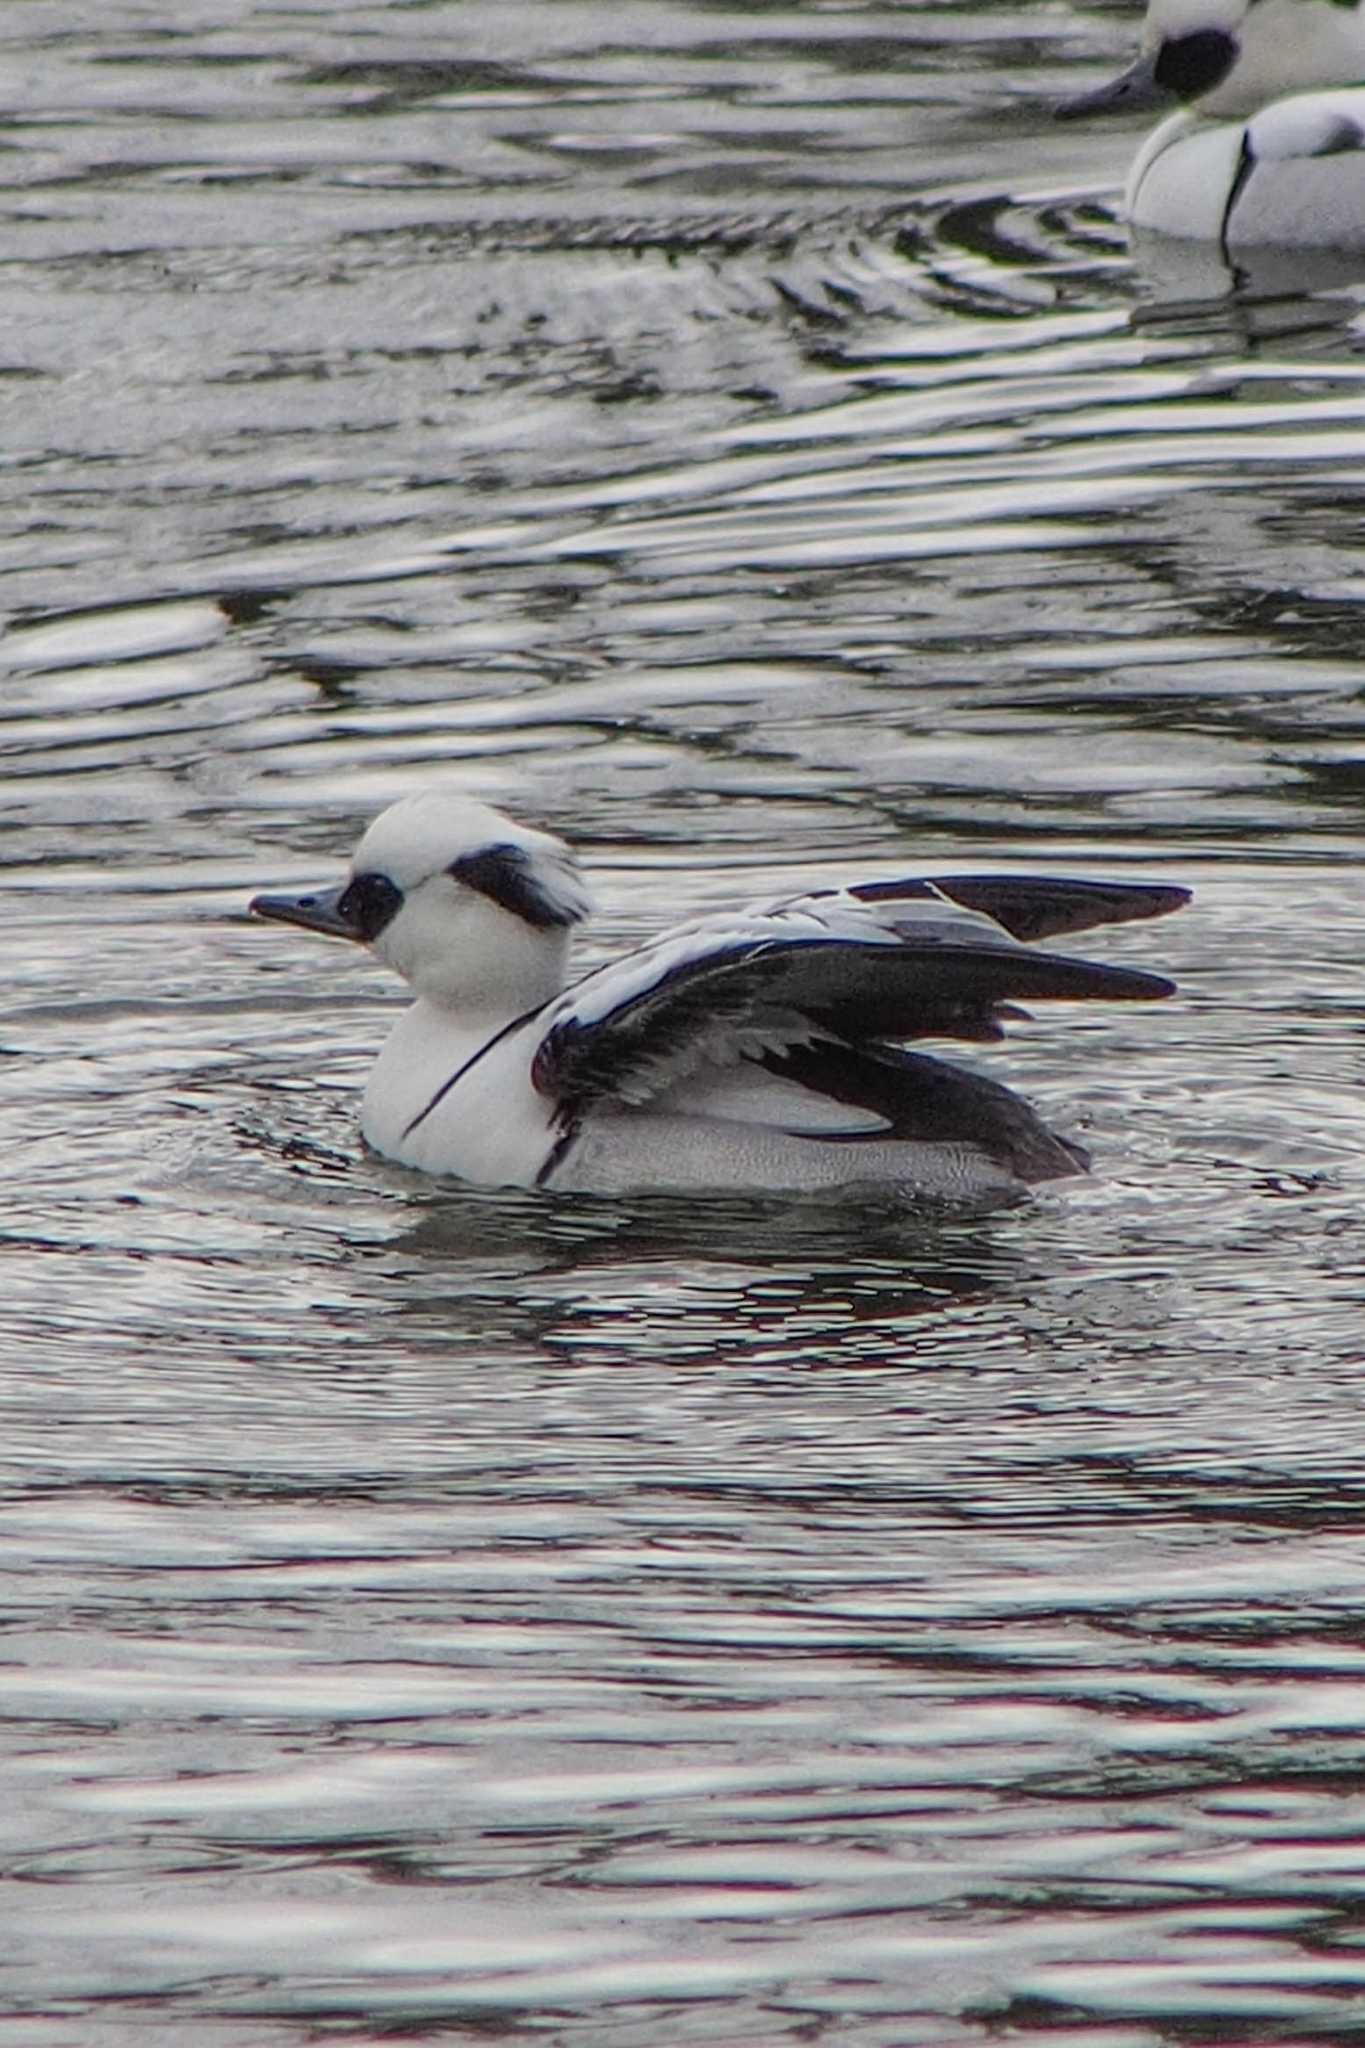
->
[
  {"left": 1056, "top": 51, "right": 1171, "bottom": 121},
  {"left": 249, "top": 882, "right": 364, "bottom": 943}
]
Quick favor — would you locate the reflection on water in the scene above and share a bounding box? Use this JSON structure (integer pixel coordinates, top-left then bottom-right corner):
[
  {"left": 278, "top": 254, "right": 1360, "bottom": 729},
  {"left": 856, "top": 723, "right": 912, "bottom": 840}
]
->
[{"left": 6, "top": 2, "right": 1365, "bottom": 2042}]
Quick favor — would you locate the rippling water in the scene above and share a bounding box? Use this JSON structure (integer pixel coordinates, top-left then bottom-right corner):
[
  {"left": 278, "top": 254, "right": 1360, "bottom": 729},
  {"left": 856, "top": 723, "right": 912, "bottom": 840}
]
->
[{"left": 7, "top": 3, "right": 1365, "bottom": 2041}]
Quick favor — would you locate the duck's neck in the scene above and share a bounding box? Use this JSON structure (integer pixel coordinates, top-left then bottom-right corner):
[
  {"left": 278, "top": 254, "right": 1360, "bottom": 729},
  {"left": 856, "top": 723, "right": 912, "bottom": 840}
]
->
[{"left": 392, "top": 915, "right": 572, "bottom": 1019}]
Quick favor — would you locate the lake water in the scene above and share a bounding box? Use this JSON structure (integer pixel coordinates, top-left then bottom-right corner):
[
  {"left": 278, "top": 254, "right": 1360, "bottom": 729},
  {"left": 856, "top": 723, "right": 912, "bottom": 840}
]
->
[{"left": 7, "top": 3, "right": 1365, "bottom": 2041}]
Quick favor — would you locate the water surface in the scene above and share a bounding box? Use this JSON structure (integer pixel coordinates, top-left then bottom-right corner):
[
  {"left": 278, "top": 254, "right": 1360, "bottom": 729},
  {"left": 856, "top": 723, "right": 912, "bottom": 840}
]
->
[{"left": 6, "top": 3, "right": 1365, "bottom": 2042}]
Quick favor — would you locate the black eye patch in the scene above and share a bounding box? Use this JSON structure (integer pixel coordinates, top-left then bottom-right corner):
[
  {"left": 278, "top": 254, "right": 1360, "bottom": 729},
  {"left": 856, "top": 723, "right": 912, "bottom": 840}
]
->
[
  {"left": 449, "top": 844, "right": 576, "bottom": 931},
  {"left": 1154, "top": 28, "right": 1237, "bottom": 101},
  {"left": 337, "top": 871, "right": 404, "bottom": 941}
]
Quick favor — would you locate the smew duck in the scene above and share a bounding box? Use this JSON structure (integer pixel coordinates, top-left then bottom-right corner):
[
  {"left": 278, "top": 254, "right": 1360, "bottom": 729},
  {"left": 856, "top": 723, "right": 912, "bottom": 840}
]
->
[
  {"left": 250, "top": 787, "right": 1188, "bottom": 1201},
  {"left": 1059, "top": 0, "right": 1365, "bottom": 249}
]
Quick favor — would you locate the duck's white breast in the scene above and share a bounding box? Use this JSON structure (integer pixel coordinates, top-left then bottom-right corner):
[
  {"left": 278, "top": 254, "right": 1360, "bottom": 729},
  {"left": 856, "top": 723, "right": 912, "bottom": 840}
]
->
[
  {"left": 1127, "top": 112, "right": 1245, "bottom": 240},
  {"left": 360, "top": 1003, "right": 559, "bottom": 1185}
]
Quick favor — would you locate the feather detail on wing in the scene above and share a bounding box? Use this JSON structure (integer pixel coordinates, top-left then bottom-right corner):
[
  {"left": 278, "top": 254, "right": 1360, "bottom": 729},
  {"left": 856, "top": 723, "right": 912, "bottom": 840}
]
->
[
  {"left": 1247, "top": 90, "right": 1365, "bottom": 166},
  {"left": 530, "top": 881, "right": 1181, "bottom": 1120},
  {"left": 847, "top": 874, "right": 1191, "bottom": 944}
]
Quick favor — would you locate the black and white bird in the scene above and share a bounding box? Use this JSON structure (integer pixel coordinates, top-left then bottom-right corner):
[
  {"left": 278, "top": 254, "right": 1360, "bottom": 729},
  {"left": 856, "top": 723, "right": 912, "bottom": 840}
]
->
[
  {"left": 1058, "top": 0, "right": 1365, "bottom": 249},
  {"left": 250, "top": 787, "right": 1188, "bottom": 1201}
]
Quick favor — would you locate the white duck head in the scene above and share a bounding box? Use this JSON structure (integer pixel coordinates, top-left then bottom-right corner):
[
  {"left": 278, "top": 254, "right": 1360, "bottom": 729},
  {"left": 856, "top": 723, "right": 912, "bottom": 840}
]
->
[
  {"left": 251, "top": 787, "right": 592, "bottom": 1016},
  {"left": 1059, "top": 0, "right": 1365, "bottom": 125}
]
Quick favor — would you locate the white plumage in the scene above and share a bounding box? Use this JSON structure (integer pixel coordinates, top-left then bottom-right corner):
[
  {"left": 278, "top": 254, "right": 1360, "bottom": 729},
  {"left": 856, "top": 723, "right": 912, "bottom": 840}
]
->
[
  {"left": 1059, "top": 0, "right": 1365, "bottom": 249},
  {"left": 250, "top": 786, "right": 1188, "bottom": 1202}
]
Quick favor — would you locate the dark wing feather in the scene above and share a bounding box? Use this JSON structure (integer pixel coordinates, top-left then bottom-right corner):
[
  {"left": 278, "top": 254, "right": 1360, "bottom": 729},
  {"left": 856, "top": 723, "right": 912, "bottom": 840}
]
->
[
  {"left": 761, "top": 1041, "right": 1090, "bottom": 1180},
  {"left": 849, "top": 875, "right": 1191, "bottom": 944},
  {"left": 534, "top": 932, "right": 1176, "bottom": 1120}
]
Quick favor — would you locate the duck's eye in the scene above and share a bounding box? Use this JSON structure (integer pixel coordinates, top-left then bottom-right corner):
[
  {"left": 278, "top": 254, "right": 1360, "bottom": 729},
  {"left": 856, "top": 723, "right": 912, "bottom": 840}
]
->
[
  {"left": 337, "top": 871, "right": 403, "bottom": 941},
  {"left": 1154, "top": 28, "right": 1237, "bottom": 101}
]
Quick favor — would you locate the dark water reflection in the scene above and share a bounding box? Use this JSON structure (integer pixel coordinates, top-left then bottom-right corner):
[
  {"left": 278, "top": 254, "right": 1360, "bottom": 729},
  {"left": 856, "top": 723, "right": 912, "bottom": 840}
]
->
[{"left": 7, "top": 2, "right": 1365, "bottom": 2043}]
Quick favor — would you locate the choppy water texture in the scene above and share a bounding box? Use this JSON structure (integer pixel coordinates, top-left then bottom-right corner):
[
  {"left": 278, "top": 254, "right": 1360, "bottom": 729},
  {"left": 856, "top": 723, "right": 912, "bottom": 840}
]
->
[{"left": 6, "top": 3, "right": 1365, "bottom": 2041}]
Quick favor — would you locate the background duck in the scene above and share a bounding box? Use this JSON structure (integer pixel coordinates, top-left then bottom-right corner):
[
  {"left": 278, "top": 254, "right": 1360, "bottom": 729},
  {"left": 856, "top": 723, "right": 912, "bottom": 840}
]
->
[
  {"left": 251, "top": 787, "right": 1188, "bottom": 1204},
  {"left": 1059, "top": 0, "right": 1365, "bottom": 248}
]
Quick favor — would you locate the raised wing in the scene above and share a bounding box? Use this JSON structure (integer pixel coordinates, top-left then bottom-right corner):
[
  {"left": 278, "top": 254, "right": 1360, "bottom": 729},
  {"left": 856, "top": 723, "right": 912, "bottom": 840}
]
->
[
  {"left": 851, "top": 874, "right": 1190, "bottom": 945},
  {"left": 531, "top": 881, "right": 1182, "bottom": 1120}
]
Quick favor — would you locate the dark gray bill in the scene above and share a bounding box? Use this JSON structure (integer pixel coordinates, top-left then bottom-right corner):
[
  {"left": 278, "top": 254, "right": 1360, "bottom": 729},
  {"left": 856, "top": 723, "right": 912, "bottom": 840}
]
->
[
  {"left": 1055, "top": 50, "right": 1168, "bottom": 121},
  {"left": 249, "top": 880, "right": 364, "bottom": 942}
]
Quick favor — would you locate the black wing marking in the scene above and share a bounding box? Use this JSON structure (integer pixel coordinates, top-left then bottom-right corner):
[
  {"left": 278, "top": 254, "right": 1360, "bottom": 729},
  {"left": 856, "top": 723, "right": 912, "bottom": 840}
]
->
[
  {"left": 533, "top": 931, "right": 1176, "bottom": 1121},
  {"left": 760, "top": 1040, "right": 1089, "bottom": 1181},
  {"left": 847, "top": 875, "right": 1191, "bottom": 944}
]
